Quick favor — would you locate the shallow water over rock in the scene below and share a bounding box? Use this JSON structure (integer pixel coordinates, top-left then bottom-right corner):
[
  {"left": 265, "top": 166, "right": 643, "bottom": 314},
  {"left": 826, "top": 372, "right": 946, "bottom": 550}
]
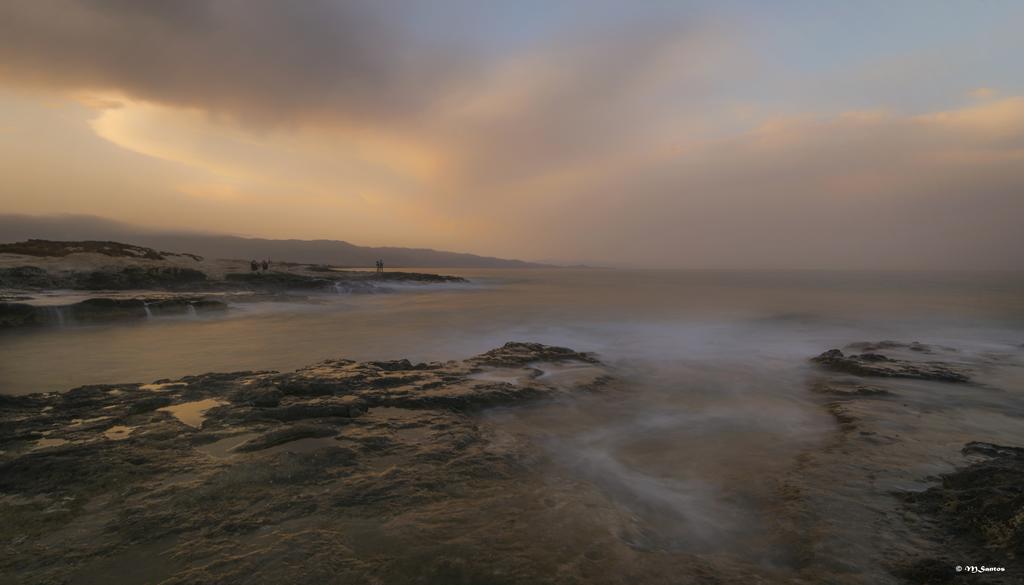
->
[{"left": 157, "top": 398, "right": 227, "bottom": 428}]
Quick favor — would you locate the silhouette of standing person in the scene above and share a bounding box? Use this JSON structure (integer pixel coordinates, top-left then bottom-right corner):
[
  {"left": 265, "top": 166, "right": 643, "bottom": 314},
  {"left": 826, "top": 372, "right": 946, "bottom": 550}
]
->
[
  {"left": 250, "top": 259, "right": 258, "bottom": 272},
  {"left": 379, "top": 259, "right": 384, "bottom": 274},
  {"left": 261, "top": 259, "right": 268, "bottom": 272}
]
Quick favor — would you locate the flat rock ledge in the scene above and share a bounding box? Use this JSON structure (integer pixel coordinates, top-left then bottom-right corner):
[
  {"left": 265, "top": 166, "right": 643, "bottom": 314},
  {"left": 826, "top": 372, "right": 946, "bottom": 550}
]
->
[{"left": 0, "top": 342, "right": 612, "bottom": 584}]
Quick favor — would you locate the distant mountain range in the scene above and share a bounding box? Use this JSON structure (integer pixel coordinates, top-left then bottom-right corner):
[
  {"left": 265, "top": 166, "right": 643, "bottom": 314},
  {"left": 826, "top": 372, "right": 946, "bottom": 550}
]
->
[{"left": 0, "top": 214, "right": 545, "bottom": 268}]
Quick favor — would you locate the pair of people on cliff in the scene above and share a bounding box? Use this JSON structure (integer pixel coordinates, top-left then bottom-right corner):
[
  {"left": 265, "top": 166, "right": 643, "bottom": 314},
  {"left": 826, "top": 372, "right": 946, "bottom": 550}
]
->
[
  {"left": 375, "top": 259, "right": 384, "bottom": 274},
  {"left": 250, "top": 260, "right": 270, "bottom": 273}
]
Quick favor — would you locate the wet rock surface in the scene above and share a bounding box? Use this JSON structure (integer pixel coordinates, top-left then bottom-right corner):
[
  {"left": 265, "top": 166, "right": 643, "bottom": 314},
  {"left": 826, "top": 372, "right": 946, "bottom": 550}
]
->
[
  {"left": 0, "top": 343, "right": 627, "bottom": 585},
  {"left": 903, "top": 442, "right": 1024, "bottom": 555},
  {"left": 470, "top": 341, "right": 601, "bottom": 367},
  {"left": 0, "top": 297, "right": 228, "bottom": 327},
  {"left": 893, "top": 442, "right": 1024, "bottom": 583},
  {"left": 2, "top": 339, "right": 1019, "bottom": 584},
  {"left": 807, "top": 341, "right": 1024, "bottom": 584},
  {"left": 811, "top": 348, "right": 971, "bottom": 382}
]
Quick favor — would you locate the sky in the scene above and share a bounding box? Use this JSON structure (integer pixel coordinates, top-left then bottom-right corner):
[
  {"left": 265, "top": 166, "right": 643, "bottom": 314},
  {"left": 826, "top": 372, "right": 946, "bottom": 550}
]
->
[{"left": 0, "top": 0, "right": 1022, "bottom": 269}]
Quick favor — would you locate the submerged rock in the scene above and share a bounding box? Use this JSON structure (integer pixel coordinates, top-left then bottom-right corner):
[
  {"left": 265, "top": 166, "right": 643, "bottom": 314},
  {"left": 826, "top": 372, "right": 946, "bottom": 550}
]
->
[
  {"left": 845, "top": 340, "right": 954, "bottom": 354},
  {"left": 810, "top": 380, "right": 892, "bottom": 397},
  {"left": 811, "top": 348, "right": 970, "bottom": 382}
]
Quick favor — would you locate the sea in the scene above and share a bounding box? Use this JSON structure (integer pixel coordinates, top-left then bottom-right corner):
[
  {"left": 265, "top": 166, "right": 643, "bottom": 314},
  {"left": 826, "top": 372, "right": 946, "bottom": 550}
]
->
[{"left": 2, "top": 268, "right": 1022, "bottom": 581}]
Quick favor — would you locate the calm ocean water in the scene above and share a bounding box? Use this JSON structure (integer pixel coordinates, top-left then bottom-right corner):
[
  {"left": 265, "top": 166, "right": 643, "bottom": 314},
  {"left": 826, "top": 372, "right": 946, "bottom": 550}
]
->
[{"left": 1, "top": 268, "right": 1022, "bottom": 394}]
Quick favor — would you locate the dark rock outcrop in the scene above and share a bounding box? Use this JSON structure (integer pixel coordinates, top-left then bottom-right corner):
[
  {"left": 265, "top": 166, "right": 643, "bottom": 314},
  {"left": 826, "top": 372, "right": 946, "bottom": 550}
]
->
[
  {"left": 811, "top": 349, "right": 970, "bottom": 383},
  {"left": 0, "top": 297, "right": 228, "bottom": 328},
  {"left": 0, "top": 266, "right": 59, "bottom": 288},
  {"left": 897, "top": 442, "right": 1024, "bottom": 579},
  {"left": 0, "top": 265, "right": 208, "bottom": 291},
  {"left": 469, "top": 341, "right": 600, "bottom": 367},
  {"left": 71, "top": 266, "right": 208, "bottom": 289},
  {"left": 229, "top": 385, "right": 283, "bottom": 408},
  {"left": 0, "top": 302, "right": 39, "bottom": 327}
]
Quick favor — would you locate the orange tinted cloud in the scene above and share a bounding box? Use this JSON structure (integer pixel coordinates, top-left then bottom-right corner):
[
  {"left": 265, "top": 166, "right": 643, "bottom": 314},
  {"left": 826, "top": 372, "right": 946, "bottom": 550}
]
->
[{"left": 0, "top": 3, "right": 1021, "bottom": 268}]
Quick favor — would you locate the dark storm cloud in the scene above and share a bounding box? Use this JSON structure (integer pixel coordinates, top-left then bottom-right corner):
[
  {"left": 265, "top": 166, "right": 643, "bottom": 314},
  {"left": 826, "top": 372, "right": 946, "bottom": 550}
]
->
[{"left": 0, "top": 0, "right": 474, "bottom": 125}]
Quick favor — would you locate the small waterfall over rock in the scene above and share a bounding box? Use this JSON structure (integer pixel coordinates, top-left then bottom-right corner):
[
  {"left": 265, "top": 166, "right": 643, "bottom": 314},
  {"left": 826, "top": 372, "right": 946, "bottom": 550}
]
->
[
  {"left": 187, "top": 303, "right": 198, "bottom": 318},
  {"left": 143, "top": 302, "right": 153, "bottom": 319},
  {"left": 48, "top": 306, "right": 66, "bottom": 327}
]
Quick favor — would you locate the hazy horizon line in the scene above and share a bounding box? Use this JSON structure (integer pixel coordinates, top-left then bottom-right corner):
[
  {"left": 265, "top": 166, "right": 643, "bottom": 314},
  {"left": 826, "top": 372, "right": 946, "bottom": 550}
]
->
[{"left": 2, "top": 212, "right": 1022, "bottom": 273}]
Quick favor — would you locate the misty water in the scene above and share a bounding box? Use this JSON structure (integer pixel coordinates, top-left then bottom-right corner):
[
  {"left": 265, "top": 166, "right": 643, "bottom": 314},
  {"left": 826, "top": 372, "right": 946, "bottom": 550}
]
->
[{"left": 3, "top": 268, "right": 1024, "bottom": 581}]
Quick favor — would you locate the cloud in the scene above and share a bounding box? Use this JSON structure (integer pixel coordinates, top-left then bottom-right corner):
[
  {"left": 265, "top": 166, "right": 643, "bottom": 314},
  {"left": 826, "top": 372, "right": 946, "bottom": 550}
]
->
[
  {"left": 0, "top": 2, "right": 1021, "bottom": 269},
  {"left": 970, "top": 87, "right": 997, "bottom": 100},
  {"left": 521, "top": 98, "right": 1024, "bottom": 269},
  {"left": 0, "top": 0, "right": 473, "bottom": 128},
  {"left": 0, "top": 1, "right": 727, "bottom": 195},
  {"left": 424, "top": 21, "right": 737, "bottom": 205}
]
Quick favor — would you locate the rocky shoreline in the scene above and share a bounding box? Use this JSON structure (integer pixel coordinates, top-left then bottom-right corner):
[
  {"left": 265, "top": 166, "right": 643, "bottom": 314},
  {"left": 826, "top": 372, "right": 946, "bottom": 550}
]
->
[
  {"left": 1, "top": 340, "right": 1020, "bottom": 584},
  {"left": 808, "top": 341, "right": 1023, "bottom": 584},
  {"left": 0, "top": 239, "right": 468, "bottom": 328},
  {"left": 0, "top": 342, "right": 613, "bottom": 584}
]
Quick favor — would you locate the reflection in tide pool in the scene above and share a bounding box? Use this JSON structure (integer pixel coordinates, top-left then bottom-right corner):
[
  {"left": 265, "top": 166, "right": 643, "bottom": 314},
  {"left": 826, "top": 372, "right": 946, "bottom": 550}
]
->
[{"left": 157, "top": 399, "right": 227, "bottom": 428}]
